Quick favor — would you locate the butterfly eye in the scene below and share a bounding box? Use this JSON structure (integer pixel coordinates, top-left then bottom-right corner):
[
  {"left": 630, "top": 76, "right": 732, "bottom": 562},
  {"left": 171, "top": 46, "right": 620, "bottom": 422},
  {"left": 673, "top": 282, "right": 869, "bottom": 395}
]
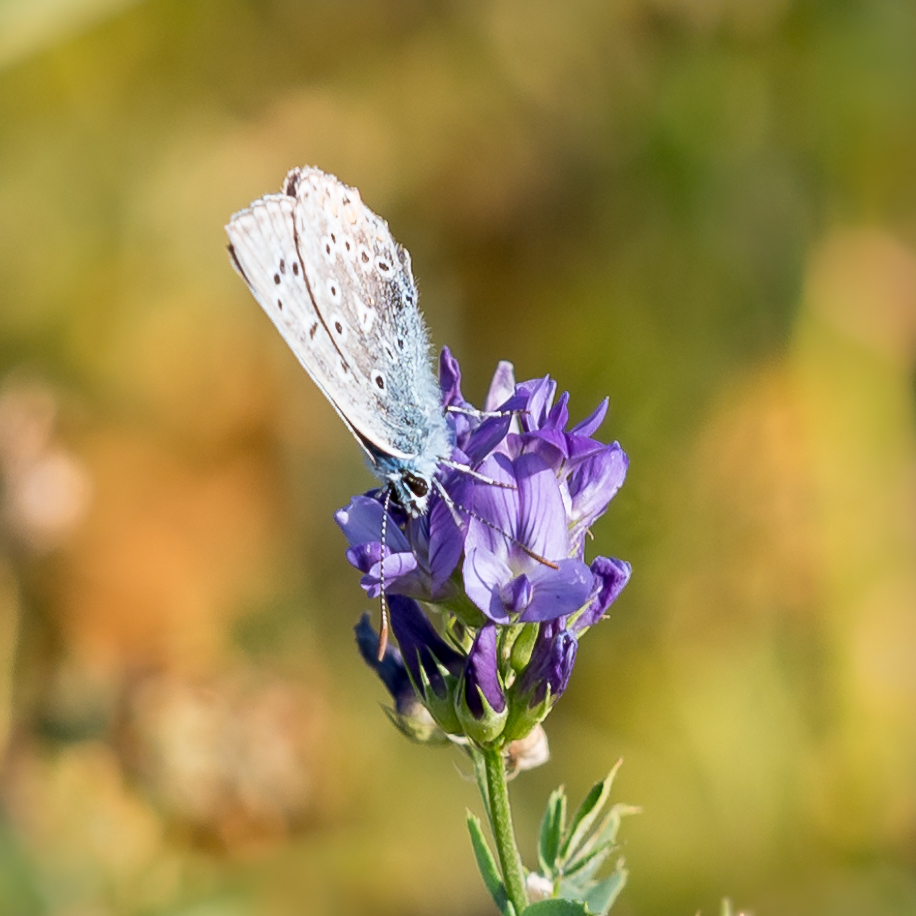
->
[{"left": 403, "top": 473, "right": 429, "bottom": 499}]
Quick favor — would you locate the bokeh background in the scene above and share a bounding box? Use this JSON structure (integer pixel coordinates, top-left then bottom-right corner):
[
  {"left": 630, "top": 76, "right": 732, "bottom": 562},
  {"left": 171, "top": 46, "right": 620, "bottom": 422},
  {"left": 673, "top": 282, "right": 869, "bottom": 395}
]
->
[{"left": 1, "top": 1, "right": 916, "bottom": 914}]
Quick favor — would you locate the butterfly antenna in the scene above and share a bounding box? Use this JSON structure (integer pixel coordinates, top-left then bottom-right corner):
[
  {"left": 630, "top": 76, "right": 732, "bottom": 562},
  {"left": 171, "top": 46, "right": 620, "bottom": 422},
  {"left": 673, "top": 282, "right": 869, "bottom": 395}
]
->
[
  {"left": 377, "top": 488, "right": 392, "bottom": 661},
  {"left": 432, "top": 479, "right": 559, "bottom": 571}
]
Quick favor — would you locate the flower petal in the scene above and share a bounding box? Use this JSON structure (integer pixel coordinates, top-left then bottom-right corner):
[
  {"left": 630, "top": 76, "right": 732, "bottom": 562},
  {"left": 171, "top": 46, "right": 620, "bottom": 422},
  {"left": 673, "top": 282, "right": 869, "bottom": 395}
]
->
[
  {"left": 345, "top": 541, "right": 381, "bottom": 574},
  {"left": 389, "top": 594, "right": 464, "bottom": 698},
  {"left": 514, "top": 452, "right": 570, "bottom": 561},
  {"left": 464, "top": 397, "right": 525, "bottom": 465},
  {"left": 543, "top": 391, "right": 570, "bottom": 432},
  {"left": 568, "top": 443, "right": 628, "bottom": 545},
  {"left": 519, "top": 376, "right": 556, "bottom": 431},
  {"left": 518, "top": 559, "right": 594, "bottom": 623},
  {"left": 572, "top": 556, "right": 631, "bottom": 632},
  {"left": 500, "top": 574, "right": 533, "bottom": 613},
  {"left": 516, "top": 628, "right": 578, "bottom": 707},
  {"left": 463, "top": 546, "right": 514, "bottom": 623},
  {"left": 426, "top": 476, "right": 471, "bottom": 595},
  {"left": 335, "top": 495, "right": 410, "bottom": 553},
  {"left": 363, "top": 550, "right": 420, "bottom": 597},
  {"left": 465, "top": 454, "right": 519, "bottom": 559},
  {"left": 484, "top": 360, "right": 516, "bottom": 413},
  {"left": 438, "top": 346, "right": 466, "bottom": 408},
  {"left": 571, "top": 397, "right": 608, "bottom": 438},
  {"left": 463, "top": 624, "right": 505, "bottom": 716}
]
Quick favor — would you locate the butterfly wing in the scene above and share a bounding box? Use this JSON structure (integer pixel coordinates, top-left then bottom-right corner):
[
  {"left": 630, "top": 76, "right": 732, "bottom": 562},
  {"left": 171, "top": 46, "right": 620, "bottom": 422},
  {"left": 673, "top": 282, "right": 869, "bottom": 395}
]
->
[{"left": 226, "top": 168, "right": 449, "bottom": 467}]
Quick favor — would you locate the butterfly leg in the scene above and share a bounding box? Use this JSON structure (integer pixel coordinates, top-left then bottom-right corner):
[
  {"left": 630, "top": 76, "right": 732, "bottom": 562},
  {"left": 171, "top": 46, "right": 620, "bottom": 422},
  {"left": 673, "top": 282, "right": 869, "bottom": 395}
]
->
[
  {"left": 433, "top": 479, "right": 559, "bottom": 571},
  {"left": 439, "top": 458, "right": 516, "bottom": 489},
  {"left": 446, "top": 405, "right": 523, "bottom": 420},
  {"left": 433, "top": 478, "right": 466, "bottom": 528}
]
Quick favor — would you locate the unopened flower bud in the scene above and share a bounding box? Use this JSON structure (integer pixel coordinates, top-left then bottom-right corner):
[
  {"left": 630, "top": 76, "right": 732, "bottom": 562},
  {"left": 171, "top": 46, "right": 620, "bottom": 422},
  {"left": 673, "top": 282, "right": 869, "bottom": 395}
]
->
[
  {"left": 456, "top": 624, "right": 508, "bottom": 745},
  {"left": 505, "top": 627, "right": 577, "bottom": 740},
  {"left": 388, "top": 595, "right": 465, "bottom": 735},
  {"left": 355, "top": 613, "right": 448, "bottom": 745}
]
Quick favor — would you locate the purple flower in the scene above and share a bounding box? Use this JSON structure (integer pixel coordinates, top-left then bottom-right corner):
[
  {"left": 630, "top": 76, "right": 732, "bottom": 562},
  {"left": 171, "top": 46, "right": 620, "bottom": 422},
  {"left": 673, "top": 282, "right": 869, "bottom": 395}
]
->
[
  {"left": 336, "top": 491, "right": 465, "bottom": 603},
  {"left": 462, "top": 452, "right": 594, "bottom": 624},
  {"left": 343, "top": 349, "right": 631, "bottom": 746}
]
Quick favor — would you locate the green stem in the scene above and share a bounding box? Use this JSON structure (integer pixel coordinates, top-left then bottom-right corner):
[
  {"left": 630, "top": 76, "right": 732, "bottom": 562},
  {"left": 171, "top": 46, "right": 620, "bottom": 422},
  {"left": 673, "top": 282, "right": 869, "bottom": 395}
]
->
[{"left": 478, "top": 746, "right": 528, "bottom": 914}]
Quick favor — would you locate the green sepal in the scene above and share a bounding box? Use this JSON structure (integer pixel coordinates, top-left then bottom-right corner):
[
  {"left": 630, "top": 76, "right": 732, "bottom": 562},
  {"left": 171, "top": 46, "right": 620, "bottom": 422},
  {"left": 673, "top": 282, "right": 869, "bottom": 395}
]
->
[
  {"left": 509, "top": 622, "right": 539, "bottom": 672},
  {"left": 467, "top": 811, "right": 514, "bottom": 916},
  {"left": 437, "top": 589, "right": 488, "bottom": 630},
  {"left": 408, "top": 652, "right": 463, "bottom": 735},
  {"left": 381, "top": 703, "right": 449, "bottom": 745},
  {"left": 538, "top": 786, "right": 567, "bottom": 878},
  {"left": 456, "top": 681, "right": 508, "bottom": 746},
  {"left": 521, "top": 899, "right": 591, "bottom": 915},
  {"left": 559, "top": 761, "right": 621, "bottom": 865},
  {"left": 503, "top": 683, "right": 553, "bottom": 743}
]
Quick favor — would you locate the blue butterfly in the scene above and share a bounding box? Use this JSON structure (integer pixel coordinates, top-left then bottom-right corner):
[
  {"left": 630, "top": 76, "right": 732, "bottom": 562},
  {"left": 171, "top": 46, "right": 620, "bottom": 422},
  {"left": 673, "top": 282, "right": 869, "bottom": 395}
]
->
[{"left": 226, "top": 166, "right": 455, "bottom": 517}]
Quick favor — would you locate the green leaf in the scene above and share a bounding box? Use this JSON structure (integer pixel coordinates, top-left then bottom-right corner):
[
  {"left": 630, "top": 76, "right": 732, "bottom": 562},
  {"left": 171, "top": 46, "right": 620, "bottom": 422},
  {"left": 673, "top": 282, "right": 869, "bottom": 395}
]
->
[
  {"left": 588, "top": 803, "right": 640, "bottom": 854},
  {"left": 522, "top": 899, "right": 591, "bottom": 916},
  {"left": 583, "top": 860, "right": 628, "bottom": 916},
  {"left": 565, "top": 803, "right": 640, "bottom": 872},
  {"left": 560, "top": 761, "right": 622, "bottom": 864},
  {"left": 538, "top": 786, "right": 567, "bottom": 877},
  {"left": 558, "top": 844, "right": 613, "bottom": 890},
  {"left": 467, "top": 811, "right": 512, "bottom": 916}
]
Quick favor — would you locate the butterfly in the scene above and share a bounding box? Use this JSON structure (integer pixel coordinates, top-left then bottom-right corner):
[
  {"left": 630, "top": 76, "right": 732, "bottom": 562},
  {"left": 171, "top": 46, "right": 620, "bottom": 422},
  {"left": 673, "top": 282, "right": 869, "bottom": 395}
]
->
[{"left": 225, "top": 167, "right": 455, "bottom": 519}]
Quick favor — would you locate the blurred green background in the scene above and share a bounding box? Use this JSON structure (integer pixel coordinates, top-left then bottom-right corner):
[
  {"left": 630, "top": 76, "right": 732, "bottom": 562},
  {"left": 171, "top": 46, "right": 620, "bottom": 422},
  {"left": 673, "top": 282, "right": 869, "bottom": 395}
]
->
[{"left": 1, "top": 1, "right": 916, "bottom": 914}]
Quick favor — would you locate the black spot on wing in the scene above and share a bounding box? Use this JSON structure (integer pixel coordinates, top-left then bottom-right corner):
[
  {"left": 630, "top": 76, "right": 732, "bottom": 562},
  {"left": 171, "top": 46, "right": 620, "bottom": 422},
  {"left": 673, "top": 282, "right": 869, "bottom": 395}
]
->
[
  {"left": 227, "top": 244, "right": 249, "bottom": 284},
  {"left": 283, "top": 170, "right": 301, "bottom": 197}
]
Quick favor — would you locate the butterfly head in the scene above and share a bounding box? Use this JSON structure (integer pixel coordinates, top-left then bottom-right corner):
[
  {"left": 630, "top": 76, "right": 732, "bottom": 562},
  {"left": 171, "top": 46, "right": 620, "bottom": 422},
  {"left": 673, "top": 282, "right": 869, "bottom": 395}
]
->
[{"left": 389, "top": 466, "right": 435, "bottom": 517}]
